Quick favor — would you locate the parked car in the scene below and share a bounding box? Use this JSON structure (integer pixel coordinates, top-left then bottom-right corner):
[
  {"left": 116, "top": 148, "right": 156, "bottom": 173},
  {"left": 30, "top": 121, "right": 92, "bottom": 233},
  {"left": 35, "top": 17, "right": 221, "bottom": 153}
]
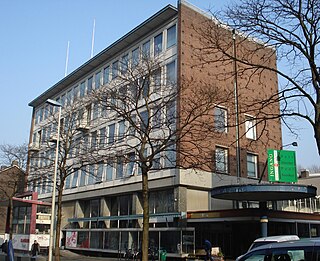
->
[
  {"left": 248, "top": 235, "right": 300, "bottom": 251},
  {"left": 236, "top": 238, "right": 320, "bottom": 261}
]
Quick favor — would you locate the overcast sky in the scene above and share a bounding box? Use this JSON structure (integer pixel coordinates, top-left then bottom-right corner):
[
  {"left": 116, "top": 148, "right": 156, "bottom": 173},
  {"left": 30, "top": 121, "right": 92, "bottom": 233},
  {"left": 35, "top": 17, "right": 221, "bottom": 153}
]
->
[{"left": 0, "top": 0, "right": 318, "bottom": 168}]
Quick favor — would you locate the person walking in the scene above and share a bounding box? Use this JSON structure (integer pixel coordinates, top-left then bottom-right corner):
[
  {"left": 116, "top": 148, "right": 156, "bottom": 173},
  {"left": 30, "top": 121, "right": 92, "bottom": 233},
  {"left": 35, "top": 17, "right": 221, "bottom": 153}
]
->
[
  {"left": 204, "top": 239, "right": 213, "bottom": 261},
  {"left": 1, "top": 240, "right": 8, "bottom": 253},
  {"left": 31, "top": 240, "right": 40, "bottom": 260}
]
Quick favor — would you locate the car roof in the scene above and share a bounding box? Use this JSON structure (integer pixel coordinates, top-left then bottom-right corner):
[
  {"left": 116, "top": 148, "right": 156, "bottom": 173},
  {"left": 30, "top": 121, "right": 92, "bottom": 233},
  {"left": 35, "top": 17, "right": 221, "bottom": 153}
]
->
[
  {"left": 250, "top": 238, "right": 320, "bottom": 252},
  {"left": 253, "top": 235, "right": 299, "bottom": 243}
]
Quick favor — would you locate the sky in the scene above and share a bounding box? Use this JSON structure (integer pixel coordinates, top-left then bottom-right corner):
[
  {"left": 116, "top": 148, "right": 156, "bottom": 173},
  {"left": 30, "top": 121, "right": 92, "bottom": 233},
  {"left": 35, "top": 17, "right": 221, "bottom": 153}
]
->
[{"left": 0, "top": 0, "right": 318, "bottom": 169}]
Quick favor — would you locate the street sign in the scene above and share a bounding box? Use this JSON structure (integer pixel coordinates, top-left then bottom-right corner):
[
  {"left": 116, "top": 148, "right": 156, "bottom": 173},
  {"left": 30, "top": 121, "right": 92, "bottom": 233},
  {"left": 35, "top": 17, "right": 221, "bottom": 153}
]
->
[{"left": 267, "top": 149, "right": 297, "bottom": 183}]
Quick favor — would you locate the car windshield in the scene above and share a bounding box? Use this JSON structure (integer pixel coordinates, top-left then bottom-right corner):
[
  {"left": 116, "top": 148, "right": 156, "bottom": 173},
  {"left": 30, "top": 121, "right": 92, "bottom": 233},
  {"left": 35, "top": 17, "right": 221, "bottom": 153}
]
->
[{"left": 250, "top": 241, "right": 276, "bottom": 250}]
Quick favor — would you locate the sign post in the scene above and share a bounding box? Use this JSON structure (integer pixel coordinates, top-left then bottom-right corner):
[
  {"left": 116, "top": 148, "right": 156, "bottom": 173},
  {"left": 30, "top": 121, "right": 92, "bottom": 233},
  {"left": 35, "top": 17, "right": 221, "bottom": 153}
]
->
[{"left": 267, "top": 149, "right": 297, "bottom": 183}]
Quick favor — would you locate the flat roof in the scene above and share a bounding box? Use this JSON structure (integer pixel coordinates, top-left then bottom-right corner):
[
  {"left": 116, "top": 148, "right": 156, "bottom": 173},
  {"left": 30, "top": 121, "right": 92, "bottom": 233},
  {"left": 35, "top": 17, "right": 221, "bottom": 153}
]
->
[
  {"left": 211, "top": 184, "right": 317, "bottom": 201},
  {"left": 29, "top": 5, "right": 178, "bottom": 108}
]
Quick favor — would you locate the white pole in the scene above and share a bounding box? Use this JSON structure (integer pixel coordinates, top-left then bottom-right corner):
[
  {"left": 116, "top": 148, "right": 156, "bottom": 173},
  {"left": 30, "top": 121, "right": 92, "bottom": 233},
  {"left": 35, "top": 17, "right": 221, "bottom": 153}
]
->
[
  {"left": 48, "top": 105, "right": 61, "bottom": 261},
  {"left": 91, "top": 19, "right": 96, "bottom": 58},
  {"left": 65, "top": 41, "right": 70, "bottom": 77}
]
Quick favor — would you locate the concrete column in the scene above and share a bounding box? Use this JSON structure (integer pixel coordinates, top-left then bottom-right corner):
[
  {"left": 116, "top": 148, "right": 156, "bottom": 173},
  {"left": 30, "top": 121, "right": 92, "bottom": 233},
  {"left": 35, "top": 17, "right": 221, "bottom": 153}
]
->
[
  {"left": 174, "top": 186, "right": 187, "bottom": 213},
  {"left": 133, "top": 193, "right": 143, "bottom": 228},
  {"left": 100, "top": 197, "right": 110, "bottom": 228}
]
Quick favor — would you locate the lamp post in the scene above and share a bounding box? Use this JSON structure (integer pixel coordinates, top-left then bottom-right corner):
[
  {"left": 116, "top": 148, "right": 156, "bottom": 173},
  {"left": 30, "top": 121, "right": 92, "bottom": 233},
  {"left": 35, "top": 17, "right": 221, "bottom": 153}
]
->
[
  {"left": 281, "top": 142, "right": 298, "bottom": 149},
  {"left": 46, "top": 99, "right": 62, "bottom": 261}
]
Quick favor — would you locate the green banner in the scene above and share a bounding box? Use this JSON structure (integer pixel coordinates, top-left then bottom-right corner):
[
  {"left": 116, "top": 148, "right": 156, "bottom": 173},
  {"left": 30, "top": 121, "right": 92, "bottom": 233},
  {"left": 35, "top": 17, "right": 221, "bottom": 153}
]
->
[{"left": 267, "top": 149, "right": 297, "bottom": 183}]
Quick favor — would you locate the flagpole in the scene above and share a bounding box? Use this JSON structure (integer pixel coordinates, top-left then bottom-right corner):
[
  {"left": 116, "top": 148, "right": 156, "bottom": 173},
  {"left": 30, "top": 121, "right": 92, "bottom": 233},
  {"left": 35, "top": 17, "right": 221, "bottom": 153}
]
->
[
  {"left": 65, "top": 41, "right": 70, "bottom": 77},
  {"left": 91, "top": 19, "right": 96, "bottom": 58}
]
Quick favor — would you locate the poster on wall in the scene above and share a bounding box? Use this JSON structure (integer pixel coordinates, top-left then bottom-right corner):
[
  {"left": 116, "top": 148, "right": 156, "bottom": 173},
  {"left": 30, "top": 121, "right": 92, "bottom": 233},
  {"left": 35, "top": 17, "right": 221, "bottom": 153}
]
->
[
  {"left": 11, "top": 234, "right": 30, "bottom": 251},
  {"left": 66, "top": 231, "right": 77, "bottom": 248}
]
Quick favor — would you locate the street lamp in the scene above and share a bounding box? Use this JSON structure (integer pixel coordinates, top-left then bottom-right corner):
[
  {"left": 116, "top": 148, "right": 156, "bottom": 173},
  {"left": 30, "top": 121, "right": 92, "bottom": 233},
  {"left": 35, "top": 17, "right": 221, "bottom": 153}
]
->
[
  {"left": 46, "top": 99, "right": 62, "bottom": 261},
  {"left": 281, "top": 142, "right": 298, "bottom": 149}
]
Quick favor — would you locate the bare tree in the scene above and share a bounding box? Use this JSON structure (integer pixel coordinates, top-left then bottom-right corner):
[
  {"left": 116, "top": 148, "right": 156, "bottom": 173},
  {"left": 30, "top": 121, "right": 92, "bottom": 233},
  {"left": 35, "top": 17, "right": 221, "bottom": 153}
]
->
[
  {"left": 309, "top": 165, "right": 320, "bottom": 174},
  {"left": 91, "top": 54, "right": 229, "bottom": 261},
  {"left": 193, "top": 0, "right": 320, "bottom": 155},
  {"left": 29, "top": 97, "right": 104, "bottom": 261},
  {"left": 0, "top": 143, "right": 28, "bottom": 170}
]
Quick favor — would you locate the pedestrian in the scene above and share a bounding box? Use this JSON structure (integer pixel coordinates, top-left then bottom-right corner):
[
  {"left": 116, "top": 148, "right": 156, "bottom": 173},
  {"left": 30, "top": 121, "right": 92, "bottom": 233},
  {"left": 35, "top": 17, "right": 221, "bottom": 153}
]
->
[
  {"left": 31, "top": 240, "right": 40, "bottom": 260},
  {"left": 204, "top": 239, "right": 213, "bottom": 261},
  {"left": 1, "top": 240, "right": 8, "bottom": 253}
]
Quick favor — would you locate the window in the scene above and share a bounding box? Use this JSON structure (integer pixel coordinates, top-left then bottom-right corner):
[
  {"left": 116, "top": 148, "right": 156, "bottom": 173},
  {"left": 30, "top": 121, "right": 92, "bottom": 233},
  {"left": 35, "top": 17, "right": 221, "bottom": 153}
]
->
[
  {"left": 154, "top": 33, "right": 163, "bottom": 56},
  {"left": 108, "top": 123, "right": 116, "bottom": 144},
  {"left": 103, "top": 66, "right": 110, "bottom": 84},
  {"left": 245, "top": 116, "right": 256, "bottom": 140},
  {"left": 140, "top": 110, "right": 149, "bottom": 132},
  {"left": 247, "top": 153, "right": 258, "bottom": 178},
  {"left": 97, "top": 163, "right": 104, "bottom": 182},
  {"left": 95, "top": 71, "right": 101, "bottom": 89},
  {"left": 72, "top": 170, "right": 79, "bottom": 188},
  {"left": 166, "top": 60, "right": 176, "bottom": 84},
  {"left": 141, "top": 77, "right": 150, "bottom": 99},
  {"left": 121, "top": 54, "right": 129, "bottom": 74},
  {"left": 80, "top": 81, "right": 86, "bottom": 97},
  {"left": 99, "top": 127, "right": 106, "bottom": 147},
  {"left": 87, "top": 76, "right": 93, "bottom": 94},
  {"left": 127, "top": 152, "right": 135, "bottom": 176},
  {"left": 152, "top": 147, "right": 161, "bottom": 170},
  {"left": 79, "top": 168, "right": 86, "bottom": 187},
  {"left": 153, "top": 105, "right": 162, "bottom": 128},
  {"left": 153, "top": 69, "right": 161, "bottom": 93},
  {"left": 132, "top": 47, "right": 139, "bottom": 68},
  {"left": 91, "top": 131, "right": 97, "bottom": 149},
  {"left": 87, "top": 165, "right": 95, "bottom": 185},
  {"left": 106, "top": 161, "right": 113, "bottom": 181},
  {"left": 67, "top": 90, "right": 73, "bottom": 106},
  {"left": 116, "top": 157, "right": 124, "bottom": 179},
  {"left": 118, "top": 120, "right": 125, "bottom": 141},
  {"left": 61, "top": 94, "right": 66, "bottom": 107},
  {"left": 142, "top": 41, "right": 150, "bottom": 58},
  {"left": 92, "top": 103, "right": 99, "bottom": 120},
  {"left": 165, "top": 144, "right": 176, "bottom": 168},
  {"left": 65, "top": 175, "right": 71, "bottom": 189},
  {"left": 215, "top": 147, "right": 228, "bottom": 173},
  {"left": 112, "top": 60, "right": 119, "bottom": 79},
  {"left": 167, "top": 24, "right": 176, "bottom": 48},
  {"left": 129, "top": 115, "right": 136, "bottom": 136},
  {"left": 214, "top": 107, "right": 227, "bottom": 132},
  {"left": 73, "top": 85, "right": 79, "bottom": 100},
  {"left": 166, "top": 101, "right": 176, "bottom": 126}
]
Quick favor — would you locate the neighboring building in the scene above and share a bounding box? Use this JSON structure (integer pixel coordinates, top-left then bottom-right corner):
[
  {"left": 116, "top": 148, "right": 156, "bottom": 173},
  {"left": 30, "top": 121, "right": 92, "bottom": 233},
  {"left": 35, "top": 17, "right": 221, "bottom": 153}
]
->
[
  {"left": 0, "top": 161, "right": 25, "bottom": 236},
  {"left": 23, "top": 1, "right": 299, "bottom": 259}
]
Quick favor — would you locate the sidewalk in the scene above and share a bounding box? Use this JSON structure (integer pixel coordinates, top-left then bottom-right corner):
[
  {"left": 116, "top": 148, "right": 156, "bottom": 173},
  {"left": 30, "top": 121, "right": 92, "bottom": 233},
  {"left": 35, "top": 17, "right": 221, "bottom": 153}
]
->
[{"left": 0, "top": 250, "right": 120, "bottom": 261}]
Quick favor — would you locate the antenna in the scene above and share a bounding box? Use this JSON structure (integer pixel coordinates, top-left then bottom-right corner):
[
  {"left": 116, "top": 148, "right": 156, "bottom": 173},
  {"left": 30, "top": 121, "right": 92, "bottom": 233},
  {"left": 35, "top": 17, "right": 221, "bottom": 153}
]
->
[
  {"left": 65, "top": 41, "right": 70, "bottom": 77},
  {"left": 91, "top": 18, "right": 96, "bottom": 58}
]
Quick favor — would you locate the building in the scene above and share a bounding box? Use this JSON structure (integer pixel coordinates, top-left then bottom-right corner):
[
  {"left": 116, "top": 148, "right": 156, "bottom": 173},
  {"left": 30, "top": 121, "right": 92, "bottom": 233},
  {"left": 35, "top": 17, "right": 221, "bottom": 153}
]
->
[
  {"left": 25, "top": 1, "right": 290, "bottom": 259},
  {"left": 0, "top": 161, "right": 25, "bottom": 236}
]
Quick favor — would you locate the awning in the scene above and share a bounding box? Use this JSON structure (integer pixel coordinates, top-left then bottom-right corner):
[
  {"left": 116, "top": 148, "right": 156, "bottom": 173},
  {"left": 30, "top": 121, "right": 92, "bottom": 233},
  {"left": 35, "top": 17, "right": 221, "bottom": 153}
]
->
[{"left": 68, "top": 212, "right": 185, "bottom": 222}]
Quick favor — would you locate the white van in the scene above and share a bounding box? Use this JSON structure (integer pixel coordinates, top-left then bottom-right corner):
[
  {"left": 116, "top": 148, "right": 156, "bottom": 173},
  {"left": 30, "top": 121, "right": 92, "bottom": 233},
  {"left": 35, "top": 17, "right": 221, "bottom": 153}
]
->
[{"left": 248, "top": 235, "right": 300, "bottom": 251}]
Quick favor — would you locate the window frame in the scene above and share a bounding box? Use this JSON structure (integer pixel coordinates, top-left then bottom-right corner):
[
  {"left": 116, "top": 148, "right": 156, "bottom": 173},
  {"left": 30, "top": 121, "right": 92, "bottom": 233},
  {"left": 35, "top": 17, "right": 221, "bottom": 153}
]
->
[
  {"left": 214, "top": 106, "right": 228, "bottom": 133},
  {"left": 245, "top": 115, "right": 257, "bottom": 140},
  {"left": 247, "top": 153, "right": 258, "bottom": 178},
  {"left": 215, "top": 146, "right": 229, "bottom": 174}
]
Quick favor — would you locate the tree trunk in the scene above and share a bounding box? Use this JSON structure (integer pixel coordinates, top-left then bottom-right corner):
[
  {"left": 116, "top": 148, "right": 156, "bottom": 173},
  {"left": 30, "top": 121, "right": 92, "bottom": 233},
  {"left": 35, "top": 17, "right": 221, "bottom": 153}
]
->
[
  {"left": 54, "top": 189, "right": 63, "bottom": 261},
  {"left": 315, "top": 118, "right": 320, "bottom": 157},
  {"left": 141, "top": 169, "right": 149, "bottom": 261}
]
